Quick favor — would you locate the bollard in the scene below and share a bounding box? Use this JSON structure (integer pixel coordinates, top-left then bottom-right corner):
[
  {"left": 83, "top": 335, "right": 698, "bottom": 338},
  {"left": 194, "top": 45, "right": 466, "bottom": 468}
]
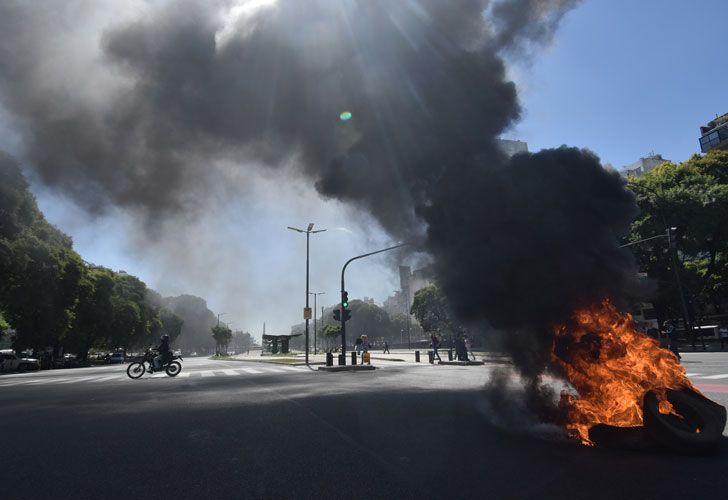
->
[
  {"left": 338, "top": 354, "right": 345, "bottom": 366},
  {"left": 428, "top": 351, "right": 434, "bottom": 364},
  {"left": 351, "top": 351, "right": 357, "bottom": 365},
  {"left": 448, "top": 348, "right": 453, "bottom": 361},
  {"left": 415, "top": 350, "right": 420, "bottom": 363},
  {"left": 326, "top": 352, "right": 333, "bottom": 367}
]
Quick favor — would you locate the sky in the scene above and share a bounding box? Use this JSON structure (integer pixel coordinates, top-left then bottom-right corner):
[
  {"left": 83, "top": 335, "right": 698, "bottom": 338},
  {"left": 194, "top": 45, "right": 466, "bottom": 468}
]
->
[{"left": 3, "top": 0, "right": 728, "bottom": 339}]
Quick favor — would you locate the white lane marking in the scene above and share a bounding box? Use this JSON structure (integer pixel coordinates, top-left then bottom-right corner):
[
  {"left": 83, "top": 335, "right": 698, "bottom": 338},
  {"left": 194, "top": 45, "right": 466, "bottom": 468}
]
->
[
  {"left": 0, "top": 378, "right": 50, "bottom": 386},
  {"left": 280, "top": 366, "right": 305, "bottom": 372},
  {"left": 221, "top": 369, "right": 239, "bottom": 376},
  {"left": 90, "top": 375, "right": 124, "bottom": 382},
  {"left": 697, "top": 374, "right": 728, "bottom": 380},
  {"left": 57, "top": 376, "right": 100, "bottom": 384},
  {"left": 240, "top": 368, "right": 263, "bottom": 374},
  {"left": 685, "top": 373, "right": 702, "bottom": 377},
  {"left": 200, "top": 370, "right": 216, "bottom": 377},
  {"left": 260, "top": 367, "right": 286, "bottom": 373},
  {"left": 177, "top": 372, "right": 190, "bottom": 378}
]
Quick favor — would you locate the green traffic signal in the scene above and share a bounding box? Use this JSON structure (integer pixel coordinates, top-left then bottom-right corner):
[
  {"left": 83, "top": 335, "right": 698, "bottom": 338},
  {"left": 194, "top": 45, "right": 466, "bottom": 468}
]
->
[{"left": 342, "top": 291, "right": 349, "bottom": 308}]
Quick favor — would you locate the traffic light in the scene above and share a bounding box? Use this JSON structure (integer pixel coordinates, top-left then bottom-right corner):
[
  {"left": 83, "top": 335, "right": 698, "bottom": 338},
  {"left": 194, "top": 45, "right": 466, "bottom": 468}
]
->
[
  {"left": 343, "top": 309, "right": 352, "bottom": 322},
  {"left": 333, "top": 309, "right": 341, "bottom": 321},
  {"left": 341, "top": 291, "right": 349, "bottom": 309}
]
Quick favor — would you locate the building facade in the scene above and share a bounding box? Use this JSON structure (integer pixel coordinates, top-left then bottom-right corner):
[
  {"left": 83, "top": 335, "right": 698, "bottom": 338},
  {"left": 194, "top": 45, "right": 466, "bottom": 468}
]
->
[
  {"left": 619, "top": 154, "right": 667, "bottom": 178},
  {"left": 699, "top": 112, "right": 728, "bottom": 153}
]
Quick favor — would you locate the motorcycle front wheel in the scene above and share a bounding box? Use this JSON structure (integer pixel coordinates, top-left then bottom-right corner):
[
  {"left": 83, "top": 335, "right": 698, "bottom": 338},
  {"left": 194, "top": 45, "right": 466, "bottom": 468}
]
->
[
  {"left": 166, "top": 361, "right": 182, "bottom": 377},
  {"left": 126, "top": 361, "right": 146, "bottom": 379}
]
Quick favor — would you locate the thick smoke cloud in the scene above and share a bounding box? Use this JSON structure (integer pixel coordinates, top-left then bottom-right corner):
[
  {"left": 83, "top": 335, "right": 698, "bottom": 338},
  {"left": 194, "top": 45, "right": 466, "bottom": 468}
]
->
[
  {"left": 0, "top": 0, "right": 643, "bottom": 394},
  {"left": 424, "top": 147, "right": 639, "bottom": 378},
  {"left": 0, "top": 0, "right": 577, "bottom": 236}
]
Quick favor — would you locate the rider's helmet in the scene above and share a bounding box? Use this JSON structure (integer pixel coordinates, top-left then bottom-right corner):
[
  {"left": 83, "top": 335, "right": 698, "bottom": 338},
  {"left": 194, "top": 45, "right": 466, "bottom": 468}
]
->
[{"left": 161, "top": 334, "right": 170, "bottom": 341}]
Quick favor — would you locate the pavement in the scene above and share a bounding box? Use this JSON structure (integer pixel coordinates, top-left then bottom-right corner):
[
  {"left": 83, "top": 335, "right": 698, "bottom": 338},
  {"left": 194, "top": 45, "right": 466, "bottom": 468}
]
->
[{"left": 1, "top": 352, "right": 727, "bottom": 499}]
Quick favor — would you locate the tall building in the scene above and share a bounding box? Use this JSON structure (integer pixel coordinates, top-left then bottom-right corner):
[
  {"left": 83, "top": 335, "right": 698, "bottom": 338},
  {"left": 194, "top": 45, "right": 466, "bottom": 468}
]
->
[
  {"left": 699, "top": 112, "right": 728, "bottom": 153},
  {"left": 619, "top": 154, "right": 667, "bottom": 178},
  {"left": 497, "top": 139, "right": 529, "bottom": 157}
]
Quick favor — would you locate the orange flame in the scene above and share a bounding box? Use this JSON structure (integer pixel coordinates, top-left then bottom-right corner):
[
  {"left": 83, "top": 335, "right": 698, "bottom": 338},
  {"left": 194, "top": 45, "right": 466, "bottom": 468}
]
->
[{"left": 550, "top": 300, "right": 697, "bottom": 444}]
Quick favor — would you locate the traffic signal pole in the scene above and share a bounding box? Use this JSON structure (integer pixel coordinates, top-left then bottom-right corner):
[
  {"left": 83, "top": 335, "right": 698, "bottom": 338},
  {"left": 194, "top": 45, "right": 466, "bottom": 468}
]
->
[{"left": 340, "top": 243, "right": 409, "bottom": 356}]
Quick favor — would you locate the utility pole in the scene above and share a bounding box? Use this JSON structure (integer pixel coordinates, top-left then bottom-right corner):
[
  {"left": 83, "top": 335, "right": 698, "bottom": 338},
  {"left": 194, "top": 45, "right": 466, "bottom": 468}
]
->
[
  {"left": 288, "top": 223, "right": 326, "bottom": 364},
  {"left": 309, "top": 292, "right": 325, "bottom": 355}
]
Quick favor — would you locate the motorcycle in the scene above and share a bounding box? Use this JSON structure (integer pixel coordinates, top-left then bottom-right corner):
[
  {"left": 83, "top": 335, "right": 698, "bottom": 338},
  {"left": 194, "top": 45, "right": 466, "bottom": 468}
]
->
[{"left": 126, "top": 349, "right": 183, "bottom": 379}]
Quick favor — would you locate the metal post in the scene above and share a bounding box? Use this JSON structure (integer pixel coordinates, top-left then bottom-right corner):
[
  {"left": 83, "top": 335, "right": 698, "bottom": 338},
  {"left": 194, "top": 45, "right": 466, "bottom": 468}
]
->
[
  {"left": 340, "top": 243, "right": 409, "bottom": 355},
  {"left": 320, "top": 306, "right": 324, "bottom": 353},
  {"left": 667, "top": 227, "right": 692, "bottom": 346},
  {"left": 305, "top": 231, "right": 309, "bottom": 365},
  {"left": 406, "top": 286, "right": 411, "bottom": 349},
  {"left": 288, "top": 225, "right": 326, "bottom": 365}
]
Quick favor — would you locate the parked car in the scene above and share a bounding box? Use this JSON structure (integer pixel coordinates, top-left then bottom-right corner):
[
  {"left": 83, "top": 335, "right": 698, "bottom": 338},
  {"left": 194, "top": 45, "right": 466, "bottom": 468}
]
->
[
  {"left": 109, "top": 352, "right": 125, "bottom": 364},
  {"left": 0, "top": 349, "right": 40, "bottom": 372}
]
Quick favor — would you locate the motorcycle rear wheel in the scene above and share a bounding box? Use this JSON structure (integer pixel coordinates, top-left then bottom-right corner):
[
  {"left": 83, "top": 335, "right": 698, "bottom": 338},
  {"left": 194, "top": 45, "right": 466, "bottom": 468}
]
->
[
  {"left": 166, "top": 361, "right": 182, "bottom": 377},
  {"left": 126, "top": 361, "right": 146, "bottom": 379}
]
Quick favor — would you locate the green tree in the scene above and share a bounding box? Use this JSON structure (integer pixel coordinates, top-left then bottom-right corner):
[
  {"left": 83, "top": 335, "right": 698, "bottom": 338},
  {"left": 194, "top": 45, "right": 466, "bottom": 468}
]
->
[
  {"left": 627, "top": 150, "right": 728, "bottom": 318},
  {"left": 162, "top": 294, "right": 217, "bottom": 354},
  {"left": 211, "top": 324, "right": 233, "bottom": 355},
  {"left": 67, "top": 266, "right": 116, "bottom": 360},
  {"left": 0, "top": 153, "right": 85, "bottom": 352},
  {"left": 231, "top": 331, "right": 254, "bottom": 353},
  {"left": 410, "top": 285, "right": 457, "bottom": 337}
]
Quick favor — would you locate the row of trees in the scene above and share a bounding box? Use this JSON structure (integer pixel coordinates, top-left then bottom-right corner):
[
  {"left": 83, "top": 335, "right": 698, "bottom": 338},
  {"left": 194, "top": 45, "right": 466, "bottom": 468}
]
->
[
  {"left": 289, "top": 298, "right": 425, "bottom": 350},
  {"left": 0, "top": 152, "right": 224, "bottom": 359},
  {"left": 626, "top": 150, "right": 728, "bottom": 324}
]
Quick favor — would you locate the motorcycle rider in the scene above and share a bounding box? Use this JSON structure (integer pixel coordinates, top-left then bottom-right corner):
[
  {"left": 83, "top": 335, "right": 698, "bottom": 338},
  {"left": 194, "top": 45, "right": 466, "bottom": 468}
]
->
[{"left": 152, "top": 334, "right": 171, "bottom": 372}]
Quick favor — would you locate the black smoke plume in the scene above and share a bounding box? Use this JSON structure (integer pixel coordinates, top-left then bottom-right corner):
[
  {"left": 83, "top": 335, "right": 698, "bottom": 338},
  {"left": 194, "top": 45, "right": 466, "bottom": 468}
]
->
[{"left": 0, "top": 1, "right": 646, "bottom": 424}]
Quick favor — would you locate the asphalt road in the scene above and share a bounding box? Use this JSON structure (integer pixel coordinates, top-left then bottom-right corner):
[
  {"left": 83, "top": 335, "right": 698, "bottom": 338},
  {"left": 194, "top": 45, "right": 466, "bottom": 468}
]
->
[{"left": 1, "top": 353, "right": 727, "bottom": 500}]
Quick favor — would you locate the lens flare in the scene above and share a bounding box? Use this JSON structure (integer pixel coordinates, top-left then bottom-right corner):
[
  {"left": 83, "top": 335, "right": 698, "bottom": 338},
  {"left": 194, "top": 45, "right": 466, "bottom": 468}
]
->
[{"left": 339, "top": 111, "right": 352, "bottom": 121}]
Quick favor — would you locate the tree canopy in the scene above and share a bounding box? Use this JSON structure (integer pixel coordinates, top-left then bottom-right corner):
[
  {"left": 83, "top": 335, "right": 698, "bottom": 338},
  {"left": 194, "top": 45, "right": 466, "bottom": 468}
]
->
[
  {"left": 410, "top": 285, "right": 460, "bottom": 338},
  {"left": 0, "top": 152, "right": 202, "bottom": 359},
  {"left": 626, "top": 150, "right": 728, "bottom": 319}
]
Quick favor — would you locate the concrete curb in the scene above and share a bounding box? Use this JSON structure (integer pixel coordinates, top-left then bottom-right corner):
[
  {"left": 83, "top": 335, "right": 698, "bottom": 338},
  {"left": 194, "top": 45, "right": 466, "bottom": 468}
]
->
[
  {"left": 437, "top": 360, "right": 486, "bottom": 366},
  {"left": 317, "top": 365, "right": 377, "bottom": 372}
]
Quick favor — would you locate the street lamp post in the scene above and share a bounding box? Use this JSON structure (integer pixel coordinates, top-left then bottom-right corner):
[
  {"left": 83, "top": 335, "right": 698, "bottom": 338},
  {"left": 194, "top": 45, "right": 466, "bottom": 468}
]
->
[
  {"left": 215, "top": 313, "right": 226, "bottom": 355},
  {"left": 308, "top": 292, "right": 325, "bottom": 354},
  {"left": 288, "top": 223, "right": 326, "bottom": 365}
]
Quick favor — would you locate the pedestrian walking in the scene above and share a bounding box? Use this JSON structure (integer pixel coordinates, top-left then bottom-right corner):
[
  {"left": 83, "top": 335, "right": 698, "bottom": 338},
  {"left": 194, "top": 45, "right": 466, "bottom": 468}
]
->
[
  {"left": 464, "top": 336, "right": 475, "bottom": 360},
  {"left": 431, "top": 334, "right": 442, "bottom": 362},
  {"left": 383, "top": 341, "right": 390, "bottom": 354},
  {"left": 361, "top": 334, "right": 370, "bottom": 353},
  {"left": 664, "top": 320, "right": 681, "bottom": 360},
  {"left": 719, "top": 322, "right": 728, "bottom": 351},
  {"left": 355, "top": 336, "right": 363, "bottom": 354}
]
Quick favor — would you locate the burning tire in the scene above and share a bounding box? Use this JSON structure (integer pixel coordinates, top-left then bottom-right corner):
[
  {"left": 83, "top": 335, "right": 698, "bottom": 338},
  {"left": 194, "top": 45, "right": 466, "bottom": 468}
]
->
[{"left": 643, "top": 388, "right": 727, "bottom": 454}]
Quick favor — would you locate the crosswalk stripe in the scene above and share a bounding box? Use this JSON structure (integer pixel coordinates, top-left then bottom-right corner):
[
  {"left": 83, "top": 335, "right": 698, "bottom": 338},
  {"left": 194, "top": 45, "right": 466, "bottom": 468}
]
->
[
  {"left": 91, "top": 375, "right": 123, "bottom": 382},
  {"left": 177, "top": 372, "right": 190, "bottom": 378},
  {"left": 260, "top": 367, "right": 286, "bottom": 373},
  {"left": 0, "top": 378, "right": 45, "bottom": 386},
  {"left": 240, "top": 367, "right": 263, "bottom": 374},
  {"left": 697, "top": 374, "right": 728, "bottom": 380},
  {"left": 58, "top": 376, "right": 99, "bottom": 384},
  {"left": 221, "top": 369, "right": 239, "bottom": 376},
  {"left": 280, "top": 366, "right": 305, "bottom": 372},
  {"left": 685, "top": 373, "right": 702, "bottom": 377},
  {"left": 200, "top": 370, "right": 216, "bottom": 377}
]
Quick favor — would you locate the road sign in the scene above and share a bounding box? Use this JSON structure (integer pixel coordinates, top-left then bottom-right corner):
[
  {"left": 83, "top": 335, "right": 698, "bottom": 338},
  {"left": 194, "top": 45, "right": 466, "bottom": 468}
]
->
[{"left": 303, "top": 307, "right": 312, "bottom": 320}]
